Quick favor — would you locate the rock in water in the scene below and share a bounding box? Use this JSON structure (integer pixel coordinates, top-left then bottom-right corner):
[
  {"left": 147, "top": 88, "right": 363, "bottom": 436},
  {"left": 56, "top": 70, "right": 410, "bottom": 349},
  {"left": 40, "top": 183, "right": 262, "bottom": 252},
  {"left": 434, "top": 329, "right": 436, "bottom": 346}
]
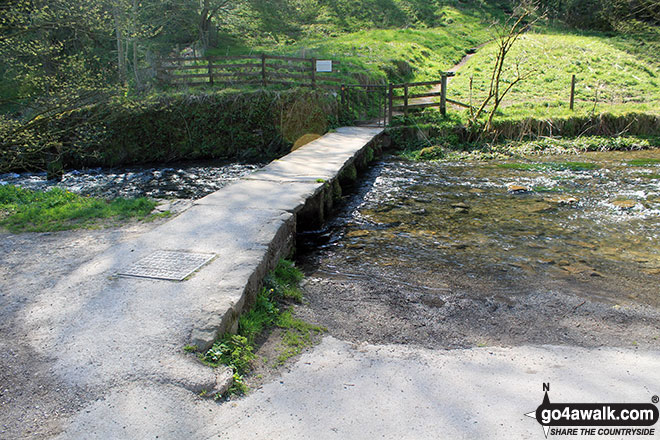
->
[
  {"left": 611, "top": 200, "right": 636, "bottom": 209},
  {"left": 508, "top": 184, "right": 529, "bottom": 193},
  {"left": 544, "top": 195, "right": 579, "bottom": 205}
]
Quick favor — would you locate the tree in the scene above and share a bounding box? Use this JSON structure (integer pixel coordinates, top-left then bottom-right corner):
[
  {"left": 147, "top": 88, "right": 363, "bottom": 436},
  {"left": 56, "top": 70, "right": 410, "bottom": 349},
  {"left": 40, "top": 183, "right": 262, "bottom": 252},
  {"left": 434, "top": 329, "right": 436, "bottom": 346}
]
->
[
  {"left": 469, "top": 4, "right": 539, "bottom": 133},
  {"left": 0, "top": 0, "right": 115, "bottom": 115},
  {"left": 198, "top": 0, "right": 232, "bottom": 53}
]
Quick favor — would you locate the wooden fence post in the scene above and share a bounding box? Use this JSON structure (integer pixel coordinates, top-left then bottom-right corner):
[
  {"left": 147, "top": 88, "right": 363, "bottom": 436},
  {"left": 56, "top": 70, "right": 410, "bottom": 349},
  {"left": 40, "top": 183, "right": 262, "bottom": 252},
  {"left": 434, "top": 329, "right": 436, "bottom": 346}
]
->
[
  {"left": 403, "top": 84, "right": 409, "bottom": 117},
  {"left": 570, "top": 74, "right": 576, "bottom": 111},
  {"left": 311, "top": 58, "right": 316, "bottom": 88},
  {"left": 382, "top": 87, "right": 387, "bottom": 127},
  {"left": 388, "top": 84, "right": 394, "bottom": 124},
  {"left": 340, "top": 84, "right": 346, "bottom": 114},
  {"left": 261, "top": 54, "right": 267, "bottom": 87},
  {"left": 440, "top": 74, "right": 447, "bottom": 116},
  {"left": 208, "top": 58, "right": 214, "bottom": 86}
]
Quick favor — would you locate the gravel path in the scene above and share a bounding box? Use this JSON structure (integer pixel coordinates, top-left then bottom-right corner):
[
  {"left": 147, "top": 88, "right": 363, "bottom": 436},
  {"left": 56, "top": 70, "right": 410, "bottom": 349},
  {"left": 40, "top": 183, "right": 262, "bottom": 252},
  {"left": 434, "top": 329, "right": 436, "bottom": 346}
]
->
[
  {"left": 2, "top": 221, "right": 660, "bottom": 439},
  {"left": 0, "top": 222, "right": 162, "bottom": 439}
]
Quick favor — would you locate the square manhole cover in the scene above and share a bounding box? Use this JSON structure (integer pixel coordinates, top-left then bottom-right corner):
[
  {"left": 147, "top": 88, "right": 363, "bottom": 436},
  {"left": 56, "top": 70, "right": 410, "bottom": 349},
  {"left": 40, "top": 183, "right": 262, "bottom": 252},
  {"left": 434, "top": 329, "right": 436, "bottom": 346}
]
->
[{"left": 118, "top": 250, "right": 215, "bottom": 281}]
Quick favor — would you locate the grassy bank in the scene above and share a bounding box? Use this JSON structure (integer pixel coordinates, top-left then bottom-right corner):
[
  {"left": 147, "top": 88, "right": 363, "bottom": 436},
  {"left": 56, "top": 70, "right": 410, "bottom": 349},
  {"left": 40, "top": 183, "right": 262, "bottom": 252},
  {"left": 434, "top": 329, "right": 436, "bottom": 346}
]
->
[
  {"left": 210, "top": 3, "right": 503, "bottom": 85},
  {"left": 0, "top": 185, "right": 158, "bottom": 233},
  {"left": 198, "top": 259, "right": 324, "bottom": 398},
  {"left": 396, "top": 132, "right": 660, "bottom": 162},
  {"left": 0, "top": 88, "right": 337, "bottom": 173},
  {"left": 449, "top": 29, "right": 659, "bottom": 118}
]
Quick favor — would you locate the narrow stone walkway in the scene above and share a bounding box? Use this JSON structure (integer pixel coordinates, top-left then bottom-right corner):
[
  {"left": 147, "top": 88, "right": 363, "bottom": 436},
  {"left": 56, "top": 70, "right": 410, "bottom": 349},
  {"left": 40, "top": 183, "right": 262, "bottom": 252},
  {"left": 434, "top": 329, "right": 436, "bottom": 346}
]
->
[{"left": 2, "top": 126, "right": 382, "bottom": 439}]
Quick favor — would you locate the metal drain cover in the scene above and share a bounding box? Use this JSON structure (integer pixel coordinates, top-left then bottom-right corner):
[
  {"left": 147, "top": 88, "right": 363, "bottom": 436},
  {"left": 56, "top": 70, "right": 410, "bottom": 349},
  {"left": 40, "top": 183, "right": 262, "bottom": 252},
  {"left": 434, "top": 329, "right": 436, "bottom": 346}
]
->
[{"left": 118, "top": 250, "right": 215, "bottom": 281}]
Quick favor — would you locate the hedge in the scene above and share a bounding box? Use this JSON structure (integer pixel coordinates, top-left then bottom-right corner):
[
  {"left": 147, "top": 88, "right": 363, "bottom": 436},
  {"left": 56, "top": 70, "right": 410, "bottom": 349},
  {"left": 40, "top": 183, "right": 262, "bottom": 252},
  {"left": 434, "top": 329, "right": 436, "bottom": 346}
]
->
[{"left": 0, "top": 88, "right": 338, "bottom": 172}]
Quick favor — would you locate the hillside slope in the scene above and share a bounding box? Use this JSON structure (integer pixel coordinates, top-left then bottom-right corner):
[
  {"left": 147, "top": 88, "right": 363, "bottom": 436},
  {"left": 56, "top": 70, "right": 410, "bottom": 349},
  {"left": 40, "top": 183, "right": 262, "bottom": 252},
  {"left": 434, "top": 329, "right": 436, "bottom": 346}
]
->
[
  {"left": 210, "top": 1, "right": 505, "bottom": 84},
  {"left": 448, "top": 29, "right": 660, "bottom": 117}
]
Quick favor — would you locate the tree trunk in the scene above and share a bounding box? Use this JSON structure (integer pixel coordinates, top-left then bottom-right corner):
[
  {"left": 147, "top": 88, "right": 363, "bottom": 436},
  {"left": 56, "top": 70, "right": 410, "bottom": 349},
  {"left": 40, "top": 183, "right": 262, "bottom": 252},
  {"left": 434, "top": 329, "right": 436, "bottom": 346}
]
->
[
  {"left": 131, "top": 0, "right": 141, "bottom": 89},
  {"left": 113, "top": 6, "right": 126, "bottom": 85},
  {"left": 199, "top": 0, "right": 210, "bottom": 54}
]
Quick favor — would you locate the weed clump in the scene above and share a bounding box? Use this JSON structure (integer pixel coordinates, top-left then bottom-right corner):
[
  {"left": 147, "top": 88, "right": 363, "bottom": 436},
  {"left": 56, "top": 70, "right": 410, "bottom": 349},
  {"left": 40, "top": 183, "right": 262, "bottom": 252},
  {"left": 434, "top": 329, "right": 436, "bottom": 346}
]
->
[
  {"left": 498, "top": 161, "right": 600, "bottom": 171},
  {"left": 200, "top": 259, "right": 324, "bottom": 399}
]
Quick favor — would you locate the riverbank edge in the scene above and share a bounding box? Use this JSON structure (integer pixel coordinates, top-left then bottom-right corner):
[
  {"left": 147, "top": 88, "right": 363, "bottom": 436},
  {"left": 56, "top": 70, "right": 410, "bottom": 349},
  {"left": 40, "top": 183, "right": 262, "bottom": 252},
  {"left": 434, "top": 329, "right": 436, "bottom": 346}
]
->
[{"left": 388, "top": 112, "right": 660, "bottom": 157}]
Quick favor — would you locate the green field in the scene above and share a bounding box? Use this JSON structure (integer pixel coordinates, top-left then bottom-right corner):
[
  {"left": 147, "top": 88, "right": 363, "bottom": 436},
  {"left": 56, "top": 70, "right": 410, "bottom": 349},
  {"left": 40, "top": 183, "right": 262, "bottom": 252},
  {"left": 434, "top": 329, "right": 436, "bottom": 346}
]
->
[
  {"left": 208, "top": 4, "right": 659, "bottom": 122},
  {"left": 448, "top": 29, "right": 660, "bottom": 118}
]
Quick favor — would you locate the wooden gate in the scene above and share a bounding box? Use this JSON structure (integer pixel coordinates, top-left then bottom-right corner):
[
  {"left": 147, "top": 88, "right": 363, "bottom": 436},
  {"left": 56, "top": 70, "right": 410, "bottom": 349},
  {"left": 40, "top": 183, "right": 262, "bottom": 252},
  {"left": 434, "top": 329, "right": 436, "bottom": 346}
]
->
[
  {"left": 340, "top": 73, "right": 471, "bottom": 127},
  {"left": 388, "top": 73, "right": 472, "bottom": 119},
  {"left": 339, "top": 84, "right": 389, "bottom": 127}
]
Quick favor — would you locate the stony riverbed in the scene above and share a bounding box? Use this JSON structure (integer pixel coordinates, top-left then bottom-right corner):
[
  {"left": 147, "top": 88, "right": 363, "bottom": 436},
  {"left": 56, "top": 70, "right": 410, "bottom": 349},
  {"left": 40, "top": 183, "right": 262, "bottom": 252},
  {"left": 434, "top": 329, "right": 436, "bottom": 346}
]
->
[
  {"left": 295, "top": 150, "right": 660, "bottom": 349},
  {"left": 0, "top": 160, "right": 262, "bottom": 199}
]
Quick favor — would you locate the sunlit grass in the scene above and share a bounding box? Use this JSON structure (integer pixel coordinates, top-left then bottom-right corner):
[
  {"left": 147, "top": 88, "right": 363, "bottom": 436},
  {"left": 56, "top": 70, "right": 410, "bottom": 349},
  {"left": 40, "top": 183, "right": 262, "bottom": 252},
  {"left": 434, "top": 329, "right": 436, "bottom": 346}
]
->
[
  {"left": 0, "top": 185, "right": 157, "bottom": 233},
  {"left": 450, "top": 31, "right": 660, "bottom": 119},
  {"left": 209, "top": 5, "right": 500, "bottom": 85}
]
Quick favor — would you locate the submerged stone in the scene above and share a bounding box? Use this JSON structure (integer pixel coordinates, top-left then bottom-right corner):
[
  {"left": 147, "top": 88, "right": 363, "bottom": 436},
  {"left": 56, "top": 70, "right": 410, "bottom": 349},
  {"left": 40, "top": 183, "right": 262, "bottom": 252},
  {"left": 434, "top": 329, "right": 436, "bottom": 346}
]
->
[
  {"left": 345, "top": 230, "right": 370, "bottom": 238},
  {"left": 527, "top": 202, "right": 553, "bottom": 213},
  {"left": 508, "top": 185, "right": 529, "bottom": 193},
  {"left": 612, "top": 200, "right": 637, "bottom": 209},
  {"left": 567, "top": 240, "right": 597, "bottom": 250}
]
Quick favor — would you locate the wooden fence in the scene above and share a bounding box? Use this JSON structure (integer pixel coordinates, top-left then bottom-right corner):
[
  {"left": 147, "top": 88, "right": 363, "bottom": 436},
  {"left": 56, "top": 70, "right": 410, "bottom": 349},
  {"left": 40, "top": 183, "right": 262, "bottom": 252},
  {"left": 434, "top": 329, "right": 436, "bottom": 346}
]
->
[
  {"left": 156, "top": 54, "right": 342, "bottom": 89},
  {"left": 387, "top": 73, "right": 471, "bottom": 120},
  {"left": 339, "top": 84, "right": 389, "bottom": 127}
]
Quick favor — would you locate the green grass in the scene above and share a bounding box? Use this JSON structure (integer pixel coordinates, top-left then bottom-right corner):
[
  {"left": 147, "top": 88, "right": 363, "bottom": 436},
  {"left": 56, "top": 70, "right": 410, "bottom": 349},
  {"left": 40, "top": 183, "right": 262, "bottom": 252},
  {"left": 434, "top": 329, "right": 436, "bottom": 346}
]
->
[
  {"left": 626, "top": 158, "right": 660, "bottom": 166},
  {"left": 0, "top": 185, "right": 157, "bottom": 232},
  {"left": 532, "top": 186, "right": 562, "bottom": 193},
  {"left": 266, "top": 258, "right": 304, "bottom": 302},
  {"left": 209, "top": 3, "right": 503, "bottom": 85},
  {"left": 498, "top": 161, "right": 600, "bottom": 171},
  {"left": 450, "top": 30, "right": 660, "bottom": 119},
  {"left": 274, "top": 309, "right": 325, "bottom": 366},
  {"left": 201, "top": 259, "right": 324, "bottom": 398}
]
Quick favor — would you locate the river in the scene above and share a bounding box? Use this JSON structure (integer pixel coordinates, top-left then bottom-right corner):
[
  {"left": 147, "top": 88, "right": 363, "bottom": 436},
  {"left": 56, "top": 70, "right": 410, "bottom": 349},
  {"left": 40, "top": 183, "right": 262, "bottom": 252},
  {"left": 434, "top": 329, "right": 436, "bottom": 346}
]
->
[{"left": 295, "top": 149, "right": 660, "bottom": 349}]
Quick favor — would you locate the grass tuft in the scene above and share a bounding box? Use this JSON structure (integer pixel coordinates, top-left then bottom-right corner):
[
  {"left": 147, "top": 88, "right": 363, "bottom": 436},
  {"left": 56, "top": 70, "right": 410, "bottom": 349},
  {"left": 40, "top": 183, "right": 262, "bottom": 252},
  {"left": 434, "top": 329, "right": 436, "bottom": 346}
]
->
[
  {"left": 498, "top": 161, "right": 600, "bottom": 171},
  {"left": 275, "top": 309, "right": 325, "bottom": 366},
  {"left": 626, "top": 158, "right": 660, "bottom": 166},
  {"left": 201, "top": 259, "right": 323, "bottom": 399}
]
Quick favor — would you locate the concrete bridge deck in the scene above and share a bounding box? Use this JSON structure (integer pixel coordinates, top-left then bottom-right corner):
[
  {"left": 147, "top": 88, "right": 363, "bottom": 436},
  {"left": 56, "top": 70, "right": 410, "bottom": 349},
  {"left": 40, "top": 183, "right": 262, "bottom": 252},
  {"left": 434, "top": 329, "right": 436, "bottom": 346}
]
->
[{"left": 10, "top": 126, "right": 383, "bottom": 438}]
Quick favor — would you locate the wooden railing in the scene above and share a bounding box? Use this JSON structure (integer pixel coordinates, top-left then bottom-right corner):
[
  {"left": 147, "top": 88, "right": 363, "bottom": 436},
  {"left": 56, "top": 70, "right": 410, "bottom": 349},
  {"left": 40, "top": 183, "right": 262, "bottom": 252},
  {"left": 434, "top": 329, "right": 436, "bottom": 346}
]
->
[
  {"left": 156, "top": 54, "right": 342, "bottom": 89},
  {"left": 387, "top": 73, "right": 472, "bottom": 120}
]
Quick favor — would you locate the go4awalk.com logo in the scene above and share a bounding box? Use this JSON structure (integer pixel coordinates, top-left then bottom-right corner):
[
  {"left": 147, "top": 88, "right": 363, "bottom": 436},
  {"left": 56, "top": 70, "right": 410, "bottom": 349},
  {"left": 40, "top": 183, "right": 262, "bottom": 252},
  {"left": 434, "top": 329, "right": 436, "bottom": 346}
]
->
[{"left": 525, "top": 383, "right": 659, "bottom": 438}]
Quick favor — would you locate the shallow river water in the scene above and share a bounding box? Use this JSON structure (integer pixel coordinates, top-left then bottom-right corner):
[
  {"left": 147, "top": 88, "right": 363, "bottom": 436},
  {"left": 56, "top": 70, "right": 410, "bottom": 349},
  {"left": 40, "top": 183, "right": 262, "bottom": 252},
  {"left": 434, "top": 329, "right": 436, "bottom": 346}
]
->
[
  {"left": 0, "top": 160, "right": 262, "bottom": 199},
  {"left": 296, "top": 149, "right": 660, "bottom": 348}
]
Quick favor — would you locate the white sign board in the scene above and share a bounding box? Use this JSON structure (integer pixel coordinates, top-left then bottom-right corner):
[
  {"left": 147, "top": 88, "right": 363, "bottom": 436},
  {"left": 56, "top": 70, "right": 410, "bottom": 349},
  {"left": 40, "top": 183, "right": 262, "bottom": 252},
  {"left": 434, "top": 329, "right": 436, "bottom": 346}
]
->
[{"left": 316, "top": 60, "right": 333, "bottom": 72}]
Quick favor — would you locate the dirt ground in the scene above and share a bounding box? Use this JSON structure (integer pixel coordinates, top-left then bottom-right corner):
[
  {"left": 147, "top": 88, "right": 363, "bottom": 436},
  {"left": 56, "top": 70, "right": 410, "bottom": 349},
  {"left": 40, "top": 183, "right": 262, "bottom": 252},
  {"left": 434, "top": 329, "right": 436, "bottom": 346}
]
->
[
  {"left": 293, "top": 256, "right": 660, "bottom": 350},
  {"left": 2, "top": 199, "right": 659, "bottom": 437},
  {"left": 0, "top": 221, "right": 166, "bottom": 439}
]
